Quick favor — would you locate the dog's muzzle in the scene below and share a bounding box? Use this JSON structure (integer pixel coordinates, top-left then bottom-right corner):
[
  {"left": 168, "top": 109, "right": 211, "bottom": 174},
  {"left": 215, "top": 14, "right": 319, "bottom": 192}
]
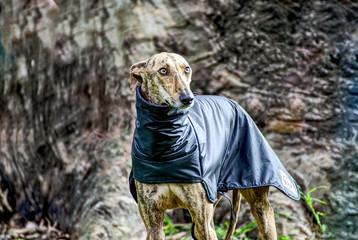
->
[{"left": 180, "top": 93, "right": 194, "bottom": 107}]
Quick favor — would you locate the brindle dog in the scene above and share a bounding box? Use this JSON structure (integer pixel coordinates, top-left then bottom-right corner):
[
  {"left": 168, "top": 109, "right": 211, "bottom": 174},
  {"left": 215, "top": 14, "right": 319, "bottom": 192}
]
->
[{"left": 130, "top": 52, "right": 277, "bottom": 240}]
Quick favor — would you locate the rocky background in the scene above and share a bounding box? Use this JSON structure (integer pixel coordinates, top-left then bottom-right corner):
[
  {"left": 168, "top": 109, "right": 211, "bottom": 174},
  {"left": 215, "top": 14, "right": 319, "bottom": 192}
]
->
[{"left": 1, "top": 0, "right": 357, "bottom": 239}]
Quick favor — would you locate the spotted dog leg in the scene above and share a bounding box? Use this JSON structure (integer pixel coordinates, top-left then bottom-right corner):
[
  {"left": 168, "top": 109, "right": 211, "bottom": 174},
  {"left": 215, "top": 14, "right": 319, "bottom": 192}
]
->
[
  {"left": 135, "top": 181, "right": 170, "bottom": 240},
  {"left": 240, "top": 187, "right": 277, "bottom": 240},
  {"left": 171, "top": 183, "right": 218, "bottom": 240}
]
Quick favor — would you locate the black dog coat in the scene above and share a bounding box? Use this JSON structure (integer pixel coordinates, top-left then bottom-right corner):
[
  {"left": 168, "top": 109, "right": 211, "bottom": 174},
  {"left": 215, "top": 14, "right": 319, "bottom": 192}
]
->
[{"left": 129, "top": 87, "right": 300, "bottom": 203}]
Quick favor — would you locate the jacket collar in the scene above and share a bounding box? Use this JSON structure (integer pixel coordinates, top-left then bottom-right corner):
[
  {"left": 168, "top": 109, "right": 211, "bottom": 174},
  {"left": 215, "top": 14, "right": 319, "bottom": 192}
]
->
[
  {"left": 135, "top": 86, "right": 189, "bottom": 122},
  {"left": 134, "top": 86, "right": 195, "bottom": 157}
]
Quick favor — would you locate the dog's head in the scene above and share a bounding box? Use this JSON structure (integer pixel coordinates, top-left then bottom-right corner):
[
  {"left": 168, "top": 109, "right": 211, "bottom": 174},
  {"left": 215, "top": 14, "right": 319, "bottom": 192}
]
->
[{"left": 130, "top": 52, "right": 194, "bottom": 109}]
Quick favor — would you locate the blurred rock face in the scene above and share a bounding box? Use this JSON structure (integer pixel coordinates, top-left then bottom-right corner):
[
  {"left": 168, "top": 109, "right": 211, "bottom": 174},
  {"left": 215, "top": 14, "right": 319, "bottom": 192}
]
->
[
  {"left": 1, "top": 0, "right": 143, "bottom": 239},
  {"left": 1, "top": 0, "right": 357, "bottom": 239}
]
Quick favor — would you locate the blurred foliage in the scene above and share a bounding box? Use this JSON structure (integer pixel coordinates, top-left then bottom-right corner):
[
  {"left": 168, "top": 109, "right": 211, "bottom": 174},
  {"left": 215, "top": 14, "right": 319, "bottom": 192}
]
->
[{"left": 300, "top": 186, "right": 328, "bottom": 235}]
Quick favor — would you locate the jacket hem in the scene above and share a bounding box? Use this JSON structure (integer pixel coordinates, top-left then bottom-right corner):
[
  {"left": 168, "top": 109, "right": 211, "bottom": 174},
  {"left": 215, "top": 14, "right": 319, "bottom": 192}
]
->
[
  {"left": 218, "top": 183, "right": 300, "bottom": 201},
  {"left": 134, "top": 176, "right": 202, "bottom": 184}
]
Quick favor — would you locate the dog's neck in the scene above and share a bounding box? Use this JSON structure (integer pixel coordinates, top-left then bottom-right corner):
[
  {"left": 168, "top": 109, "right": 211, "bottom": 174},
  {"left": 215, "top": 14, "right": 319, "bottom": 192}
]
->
[
  {"left": 134, "top": 86, "right": 192, "bottom": 157},
  {"left": 139, "top": 85, "right": 165, "bottom": 106}
]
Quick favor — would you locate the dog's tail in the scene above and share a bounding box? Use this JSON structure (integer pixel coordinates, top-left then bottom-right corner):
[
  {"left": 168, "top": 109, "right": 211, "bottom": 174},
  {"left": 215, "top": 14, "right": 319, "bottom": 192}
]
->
[{"left": 224, "top": 189, "right": 242, "bottom": 240}]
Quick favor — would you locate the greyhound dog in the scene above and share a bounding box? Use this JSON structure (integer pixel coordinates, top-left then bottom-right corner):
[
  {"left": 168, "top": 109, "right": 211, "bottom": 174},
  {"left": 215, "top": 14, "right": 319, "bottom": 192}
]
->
[{"left": 130, "top": 52, "right": 279, "bottom": 240}]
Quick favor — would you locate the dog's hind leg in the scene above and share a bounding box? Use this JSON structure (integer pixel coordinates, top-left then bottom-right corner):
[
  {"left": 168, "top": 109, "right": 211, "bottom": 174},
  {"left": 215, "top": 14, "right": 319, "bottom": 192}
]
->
[
  {"left": 240, "top": 187, "right": 277, "bottom": 240},
  {"left": 224, "top": 189, "right": 242, "bottom": 240},
  {"left": 211, "top": 194, "right": 223, "bottom": 228},
  {"left": 135, "top": 181, "right": 168, "bottom": 240}
]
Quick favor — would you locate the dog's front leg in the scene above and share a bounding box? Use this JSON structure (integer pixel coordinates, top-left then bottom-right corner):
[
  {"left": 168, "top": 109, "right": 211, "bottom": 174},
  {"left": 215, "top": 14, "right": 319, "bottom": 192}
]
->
[
  {"left": 135, "top": 181, "right": 168, "bottom": 240},
  {"left": 172, "top": 183, "right": 218, "bottom": 240},
  {"left": 240, "top": 187, "right": 277, "bottom": 240}
]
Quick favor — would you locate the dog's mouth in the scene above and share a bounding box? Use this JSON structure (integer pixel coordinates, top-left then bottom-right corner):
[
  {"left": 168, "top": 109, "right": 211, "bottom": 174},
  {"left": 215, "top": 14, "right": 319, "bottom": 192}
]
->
[
  {"left": 160, "top": 99, "right": 193, "bottom": 110},
  {"left": 178, "top": 105, "right": 193, "bottom": 110},
  {"left": 175, "top": 100, "right": 194, "bottom": 110},
  {"left": 160, "top": 93, "right": 194, "bottom": 110}
]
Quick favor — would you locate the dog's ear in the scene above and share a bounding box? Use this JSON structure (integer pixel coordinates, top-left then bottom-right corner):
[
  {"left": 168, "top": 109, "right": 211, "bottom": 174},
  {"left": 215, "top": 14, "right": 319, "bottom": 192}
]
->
[{"left": 130, "top": 61, "right": 147, "bottom": 92}]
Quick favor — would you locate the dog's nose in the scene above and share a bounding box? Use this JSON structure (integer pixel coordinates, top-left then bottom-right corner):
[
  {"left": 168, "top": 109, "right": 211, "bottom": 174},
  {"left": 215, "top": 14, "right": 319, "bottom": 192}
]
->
[{"left": 180, "top": 93, "right": 194, "bottom": 106}]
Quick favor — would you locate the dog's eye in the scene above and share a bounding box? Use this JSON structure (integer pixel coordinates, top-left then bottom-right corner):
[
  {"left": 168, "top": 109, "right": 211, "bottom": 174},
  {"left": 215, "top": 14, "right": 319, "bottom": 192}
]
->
[
  {"left": 184, "top": 67, "right": 191, "bottom": 74},
  {"left": 159, "top": 68, "right": 168, "bottom": 75}
]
